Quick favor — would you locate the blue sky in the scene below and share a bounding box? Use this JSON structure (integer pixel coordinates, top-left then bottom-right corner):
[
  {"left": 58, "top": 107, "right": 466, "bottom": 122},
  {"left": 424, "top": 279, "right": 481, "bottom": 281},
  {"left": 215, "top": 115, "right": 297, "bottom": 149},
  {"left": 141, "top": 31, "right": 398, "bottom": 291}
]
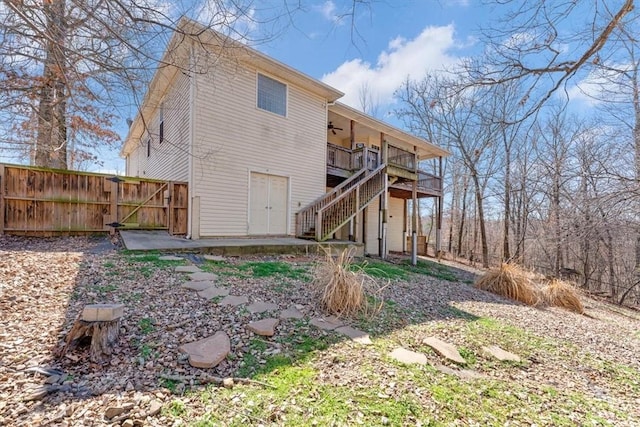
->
[{"left": 98, "top": 1, "right": 489, "bottom": 173}]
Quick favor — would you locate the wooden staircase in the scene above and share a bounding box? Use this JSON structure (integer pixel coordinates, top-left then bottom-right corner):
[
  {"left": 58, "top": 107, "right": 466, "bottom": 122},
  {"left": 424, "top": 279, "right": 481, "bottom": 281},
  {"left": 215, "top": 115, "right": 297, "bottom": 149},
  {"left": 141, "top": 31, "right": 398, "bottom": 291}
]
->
[{"left": 295, "top": 164, "right": 386, "bottom": 241}]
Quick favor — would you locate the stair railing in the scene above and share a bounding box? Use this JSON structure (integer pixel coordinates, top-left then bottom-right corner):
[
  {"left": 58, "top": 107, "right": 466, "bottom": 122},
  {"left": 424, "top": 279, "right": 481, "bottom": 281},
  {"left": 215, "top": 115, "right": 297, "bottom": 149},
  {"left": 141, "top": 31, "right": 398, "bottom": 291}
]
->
[
  {"left": 315, "top": 163, "right": 386, "bottom": 241},
  {"left": 295, "top": 167, "right": 369, "bottom": 237}
]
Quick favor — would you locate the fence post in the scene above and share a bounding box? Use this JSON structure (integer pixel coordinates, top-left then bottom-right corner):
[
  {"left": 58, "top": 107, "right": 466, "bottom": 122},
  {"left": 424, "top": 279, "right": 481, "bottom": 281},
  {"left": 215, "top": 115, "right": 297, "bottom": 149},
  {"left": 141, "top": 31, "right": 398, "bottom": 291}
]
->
[
  {"left": 0, "top": 164, "right": 4, "bottom": 235},
  {"left": 109, "top": 179, "right": 118, "bottom": 236},
  {"left": 168, "top": 182, "right": 175, "bottom": 235}
]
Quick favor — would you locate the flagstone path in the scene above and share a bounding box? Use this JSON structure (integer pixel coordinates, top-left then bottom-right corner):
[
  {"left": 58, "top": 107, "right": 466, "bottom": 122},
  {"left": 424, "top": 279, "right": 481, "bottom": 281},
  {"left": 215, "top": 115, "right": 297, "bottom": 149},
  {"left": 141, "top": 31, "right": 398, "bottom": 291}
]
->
[{"left": 170, "top": 258, "right": 521, "bottom": 372}]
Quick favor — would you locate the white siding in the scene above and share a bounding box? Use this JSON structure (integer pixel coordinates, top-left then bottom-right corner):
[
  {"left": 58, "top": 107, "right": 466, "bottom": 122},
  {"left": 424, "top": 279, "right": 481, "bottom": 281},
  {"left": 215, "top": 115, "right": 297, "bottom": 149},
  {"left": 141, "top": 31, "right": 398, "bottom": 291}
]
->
[
  {"left": 125, "top": 72, "right": 191, "bottom": 182},
  {"left": 191, "top": 55, "right": 328, "bottom": 237},
  {"left": 365, "top": 198, "right": 380, "bottom": 256},
  {"left": 387, "top": 197, "right": 405, "bottom": 253}
]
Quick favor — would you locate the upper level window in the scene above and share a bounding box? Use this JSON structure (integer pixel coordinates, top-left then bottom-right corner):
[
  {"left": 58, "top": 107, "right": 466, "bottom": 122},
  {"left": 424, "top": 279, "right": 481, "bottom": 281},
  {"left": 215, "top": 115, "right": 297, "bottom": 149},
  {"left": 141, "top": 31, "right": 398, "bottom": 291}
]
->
[{"left": 257, "top": 73, "right": 286, "bottom": 117}]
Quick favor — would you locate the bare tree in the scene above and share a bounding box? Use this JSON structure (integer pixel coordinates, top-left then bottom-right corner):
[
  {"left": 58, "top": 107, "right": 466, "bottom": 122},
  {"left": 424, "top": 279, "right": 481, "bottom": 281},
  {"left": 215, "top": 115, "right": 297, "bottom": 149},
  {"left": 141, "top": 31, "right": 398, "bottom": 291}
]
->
[
  {"left": 468, "top": 0, "right": 636, "bottom": 122},
  {"left": 0, "top": 1, "right": 375, "bottom": 169}
]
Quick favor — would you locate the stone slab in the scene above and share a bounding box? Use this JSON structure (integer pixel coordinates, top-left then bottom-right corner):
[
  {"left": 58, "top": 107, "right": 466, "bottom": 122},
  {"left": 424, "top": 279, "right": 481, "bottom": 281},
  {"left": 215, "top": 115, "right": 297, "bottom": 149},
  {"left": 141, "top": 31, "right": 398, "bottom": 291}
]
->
[
  {"left": 159, "top": 256, "right": 184, "bottom": 261},
  {"left": 247, "top": 318, "right": 279, "bottom": 336},
  {"left": 179, "top": 331, "right": 230, "bottom": 369},
  {"left": 175, "top": 266, "right": 203, "bottom": 273},
  {"left": 481, "top": 345, "right": 521, "bottom": 362},
  {"left": 197, "top": 287, "right": 230, "bottom": 299},
  {"left": 181, "top": 281, "right": 215, "bottom": 291},
  {"left": 203, "top": 255, "right": 226, "bottom": 262},
  {"left": 309, "top": 316, "right": 344, "bottom": 331},
  {"left": 279, "top": 306, "right": 304, "bottom": 320},
  {"left": 423, "top": 337, "right": 466, "bottom": 365},
  {"left": 389, "top": 347, "right": 427, "bottom": 365},
  {"left": 189, "top": 272, "right": 218, "bottom": 282},
  {"left": 82, "top": 303, "right": 124, "bottom": 322},
  {"left": 247, "top": 301, "right": 279, "bottom": 314},
  {"left": 334, "top": 326, "right": 372, "bottom": 345},
  {"left": 433, "top": 364, "right": 485, "bottom": 380},
  {"left": 218, "top": 295, "right": 249, "bottom": 306}
]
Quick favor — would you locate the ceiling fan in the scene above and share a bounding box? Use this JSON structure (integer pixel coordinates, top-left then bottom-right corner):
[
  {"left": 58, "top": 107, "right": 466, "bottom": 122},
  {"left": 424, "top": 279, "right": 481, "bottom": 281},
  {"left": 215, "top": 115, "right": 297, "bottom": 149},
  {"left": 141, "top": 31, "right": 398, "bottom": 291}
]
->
[{"left": 327, "top": 121, "right": 343, "bottom": 135}]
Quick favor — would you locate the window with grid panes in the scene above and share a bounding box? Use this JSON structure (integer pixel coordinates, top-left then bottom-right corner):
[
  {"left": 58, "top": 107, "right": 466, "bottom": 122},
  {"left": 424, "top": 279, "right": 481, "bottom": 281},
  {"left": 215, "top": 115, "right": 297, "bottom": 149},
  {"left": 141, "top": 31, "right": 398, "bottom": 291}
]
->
[{"left": 257, "top": 73, "right": 286, "bottom": 117}]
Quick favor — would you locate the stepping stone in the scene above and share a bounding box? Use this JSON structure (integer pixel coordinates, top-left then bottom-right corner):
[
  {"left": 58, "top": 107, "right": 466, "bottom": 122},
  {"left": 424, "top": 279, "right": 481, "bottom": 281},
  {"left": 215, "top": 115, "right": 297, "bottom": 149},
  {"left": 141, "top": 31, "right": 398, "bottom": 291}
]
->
[
  {"left": 189, "top": 272, "right": 218, "bottom": 281},
  {"left": 481, "top": 345, "right": 521, "bottom": 362},
  {"left": 203, "top": 255, "right": 225, "bottom": 262},
  {"left": 181, "top": 280, "right": 215, "bottom": 291},
  {"left": 389, "top": 347, "right": 427, "bottom": 365},
  {"left": 159, "top": 255, "right": 184, "bottom": 261},
  {"left": 309, "top": 316, "right": 343, "bottom": 331},
  {"left": 433, "top": 364, "right": 485, "bottom": 380},
  {"left": 197, "top": 287, "right": 230, "bottom": 299},
  {"left": 218, "top": 295, "right": 249, "bottom": 306},
  {"left": 279, "top": 305, "right": 304, "bottom": 320},
  {"left": 335, "top": 326, "right": 372, "bottom": 345},
  {"left": 179, "top": 331, "right": 230, "bottom": 368},
  {"left": 175, "top": 266, "right": 202, "bottom": 273},
  {"left": 247, "top": 318, "right": 279, "bottom": 336},
  {"left": 247, "top": 301, "right": 279, "bottom": 314},
  {"left": 423, "top": 337, "right": 466, "bottom": 365}
]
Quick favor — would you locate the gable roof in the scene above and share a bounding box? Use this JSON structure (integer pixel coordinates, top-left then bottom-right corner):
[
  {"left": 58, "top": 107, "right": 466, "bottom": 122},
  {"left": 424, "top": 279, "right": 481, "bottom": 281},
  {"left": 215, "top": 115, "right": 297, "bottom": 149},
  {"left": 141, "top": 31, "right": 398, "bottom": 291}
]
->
[
  {"left": 120, "top": 18, "right": 448, "bottom": 160},
  {"left": 120, "top": 18, "right": 344, "bottom": 157}
]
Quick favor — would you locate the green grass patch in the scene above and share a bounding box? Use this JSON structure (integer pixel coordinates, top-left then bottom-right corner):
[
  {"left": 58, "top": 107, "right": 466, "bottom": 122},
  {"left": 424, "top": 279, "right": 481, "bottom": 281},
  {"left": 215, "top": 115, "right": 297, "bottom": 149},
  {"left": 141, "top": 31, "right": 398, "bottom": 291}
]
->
[
  {"left": 237, "top": 261, "right": 310, "bottom": 280},
  {"left": 354, "top": 260, "right": 408, "bottom": 280},
  {"left": 163, "top": 399, "right": 186, "bottom": 416},
  {"left": 138, "top": 317, "right": 155, "bottom": 334},
  {"left": 401, "top": 259, "right": 458, "bottom": 281}
]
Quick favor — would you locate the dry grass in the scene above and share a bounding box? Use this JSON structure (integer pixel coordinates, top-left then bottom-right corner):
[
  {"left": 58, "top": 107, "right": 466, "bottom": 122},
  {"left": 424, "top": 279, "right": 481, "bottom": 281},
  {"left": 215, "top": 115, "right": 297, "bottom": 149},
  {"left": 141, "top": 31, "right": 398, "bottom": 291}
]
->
[
  {"left": 313, "top": 247, "right": 384, "bottom": 318},
  {"left": 475, "top": 263, "right": 541, "bottom": 306},
  {"left": 541, "top": 278, "right": 585, "bottom": 314}
]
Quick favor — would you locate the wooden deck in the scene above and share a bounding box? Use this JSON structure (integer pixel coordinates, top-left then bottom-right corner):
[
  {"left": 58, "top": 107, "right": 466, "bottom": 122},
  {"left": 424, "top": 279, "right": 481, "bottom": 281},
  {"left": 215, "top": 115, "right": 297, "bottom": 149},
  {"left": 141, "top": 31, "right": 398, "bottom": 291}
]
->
[{"left": 325, "top": 143, "right": 441, "bottom": 197}]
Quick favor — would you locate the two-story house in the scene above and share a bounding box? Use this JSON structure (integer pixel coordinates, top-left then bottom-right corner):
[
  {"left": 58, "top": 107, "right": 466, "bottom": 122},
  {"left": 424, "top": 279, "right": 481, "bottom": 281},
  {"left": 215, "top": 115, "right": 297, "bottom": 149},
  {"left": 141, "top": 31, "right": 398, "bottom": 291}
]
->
[{"left": 120, "top": 18, "right": 448, "bottom": 257}]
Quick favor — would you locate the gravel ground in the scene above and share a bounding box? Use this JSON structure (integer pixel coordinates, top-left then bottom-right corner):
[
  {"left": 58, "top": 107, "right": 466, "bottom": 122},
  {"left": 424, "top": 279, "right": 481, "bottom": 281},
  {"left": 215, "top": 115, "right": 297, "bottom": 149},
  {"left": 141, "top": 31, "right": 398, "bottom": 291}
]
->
[{"left": 1, "top": 235, "right": 639, "bottom": 426}]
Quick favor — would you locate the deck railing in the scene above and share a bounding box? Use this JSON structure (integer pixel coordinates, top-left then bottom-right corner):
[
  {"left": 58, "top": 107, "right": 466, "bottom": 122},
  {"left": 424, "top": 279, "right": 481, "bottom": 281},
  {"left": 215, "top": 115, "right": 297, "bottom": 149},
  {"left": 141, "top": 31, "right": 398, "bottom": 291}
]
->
[
  {"left": 387, "top": 144, "right": 416, "bottom": 172},
  {"left": 352, "top": 147, "right": 380, "bottom": 170},
  {"left": 327, "top": 143, "right": 353, "bottom": 171},
  {"left": 417, "top": 170, "right": 442, "bottom": 192},
  {"left": 389, "top": 170, "right": 442, "bottom": 194}
]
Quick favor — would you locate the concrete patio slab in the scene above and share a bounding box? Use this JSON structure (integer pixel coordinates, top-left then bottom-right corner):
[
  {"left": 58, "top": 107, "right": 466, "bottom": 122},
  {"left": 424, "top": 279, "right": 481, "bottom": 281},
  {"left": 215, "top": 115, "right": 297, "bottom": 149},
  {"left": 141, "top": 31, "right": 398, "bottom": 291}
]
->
[{"left": 119, "top": 230, "right": 364, "bottom": 256}]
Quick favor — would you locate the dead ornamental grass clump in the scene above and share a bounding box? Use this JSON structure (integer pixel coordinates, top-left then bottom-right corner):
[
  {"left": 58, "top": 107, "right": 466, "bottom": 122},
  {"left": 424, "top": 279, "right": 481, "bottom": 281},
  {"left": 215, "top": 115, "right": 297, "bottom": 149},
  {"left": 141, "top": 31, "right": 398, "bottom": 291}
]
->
[
  {"left": 313, "top": 248, "right": 385, "bottom": 319},
  {"left": 475, "top": 263, "right": 541, "bottom": 306},
  {"left": 475, "top": 263, "right": 584, "bottom": 314},
  {"left": 541, "top": 278, "right": 585, "bottom": 314}
]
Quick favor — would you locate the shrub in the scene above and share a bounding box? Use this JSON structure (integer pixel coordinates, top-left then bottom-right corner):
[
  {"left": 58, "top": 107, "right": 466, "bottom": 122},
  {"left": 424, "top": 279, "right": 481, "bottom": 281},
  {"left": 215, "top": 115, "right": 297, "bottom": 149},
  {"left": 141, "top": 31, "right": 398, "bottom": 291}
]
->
[
  {"left": 475, "top": 263, "right": 541, "bottom": 306},
  {"left": 541, "top": 278, "right": 584, "bottom": 314},
  {"left": 313, "top": 248, "right": 385, "bottom": 318}
]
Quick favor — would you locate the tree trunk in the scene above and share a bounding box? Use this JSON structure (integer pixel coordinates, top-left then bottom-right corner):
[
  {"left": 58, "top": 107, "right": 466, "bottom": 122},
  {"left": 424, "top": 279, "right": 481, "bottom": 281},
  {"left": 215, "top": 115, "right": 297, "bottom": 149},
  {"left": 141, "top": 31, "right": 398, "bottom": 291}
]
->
[
  {"left": 34, "top": 0, "right": 68, "bottom": 169},
  {"left": 503, "top": 146, "right": 511, "bottom": 262},
  {"left": 472, "top": 172, "right": 490, "bottom": 268}
]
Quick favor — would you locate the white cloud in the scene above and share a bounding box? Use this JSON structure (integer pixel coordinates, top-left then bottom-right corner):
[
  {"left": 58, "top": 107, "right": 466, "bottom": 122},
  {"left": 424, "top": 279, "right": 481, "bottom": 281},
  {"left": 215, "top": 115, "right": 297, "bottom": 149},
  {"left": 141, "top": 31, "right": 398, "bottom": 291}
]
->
[
  {"left": 567, "top": 64, "right": 632, "bottom": 107},
  {"left": 317, "top": 1, "right": 342, "bottom": 23},
  {"left": 321, "top": 24, "right": 463, "bottom": 110}
]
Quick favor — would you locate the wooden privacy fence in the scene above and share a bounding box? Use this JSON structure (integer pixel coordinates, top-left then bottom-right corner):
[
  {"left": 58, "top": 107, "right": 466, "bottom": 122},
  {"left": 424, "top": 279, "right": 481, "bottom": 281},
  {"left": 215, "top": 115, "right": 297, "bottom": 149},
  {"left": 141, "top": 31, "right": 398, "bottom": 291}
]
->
[{"left": 0, "top": 164, "right": 188, "bottom": 236}]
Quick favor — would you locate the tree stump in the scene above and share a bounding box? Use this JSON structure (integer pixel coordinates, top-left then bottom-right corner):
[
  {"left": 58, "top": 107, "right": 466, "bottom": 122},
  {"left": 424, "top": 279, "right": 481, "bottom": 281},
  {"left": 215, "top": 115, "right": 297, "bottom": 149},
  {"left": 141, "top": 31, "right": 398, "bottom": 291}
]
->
[
  {"left": 60, "top": 304, "right": 124, "bottom": 363},
  {"left": 61, "top": 318, "right": 120, "bottom": 363}
]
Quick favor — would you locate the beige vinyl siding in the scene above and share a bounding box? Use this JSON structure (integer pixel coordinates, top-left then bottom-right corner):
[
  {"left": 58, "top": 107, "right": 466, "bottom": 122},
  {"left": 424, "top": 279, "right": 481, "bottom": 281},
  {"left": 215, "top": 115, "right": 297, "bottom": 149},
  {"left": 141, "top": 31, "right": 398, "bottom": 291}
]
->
[
  {"left": 191, "top": 55, "right": 328, "bottom": 237},
  {"left": 365, "top": 198, "right": 380, "bottom": 256},
  {"left": 387, "top": 196, "right": 405, "bottom": 253},
  {"left": 125, "top": 72, "right": 190, "bottom": 182}
]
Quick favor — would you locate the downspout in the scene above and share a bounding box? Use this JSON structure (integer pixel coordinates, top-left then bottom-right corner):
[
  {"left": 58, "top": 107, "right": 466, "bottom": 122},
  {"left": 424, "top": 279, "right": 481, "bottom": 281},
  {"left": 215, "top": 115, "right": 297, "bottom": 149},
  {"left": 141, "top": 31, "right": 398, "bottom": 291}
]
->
[{"left": 186, "top": 44, "right": 195, "bottom": 239}]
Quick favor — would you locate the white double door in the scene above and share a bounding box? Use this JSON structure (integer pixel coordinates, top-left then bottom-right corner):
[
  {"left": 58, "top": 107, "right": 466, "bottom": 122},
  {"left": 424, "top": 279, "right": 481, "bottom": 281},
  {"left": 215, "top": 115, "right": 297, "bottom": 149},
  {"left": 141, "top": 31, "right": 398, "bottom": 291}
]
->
[{"left": 249, "top": 172, "right": 288, "bottom": 235}]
